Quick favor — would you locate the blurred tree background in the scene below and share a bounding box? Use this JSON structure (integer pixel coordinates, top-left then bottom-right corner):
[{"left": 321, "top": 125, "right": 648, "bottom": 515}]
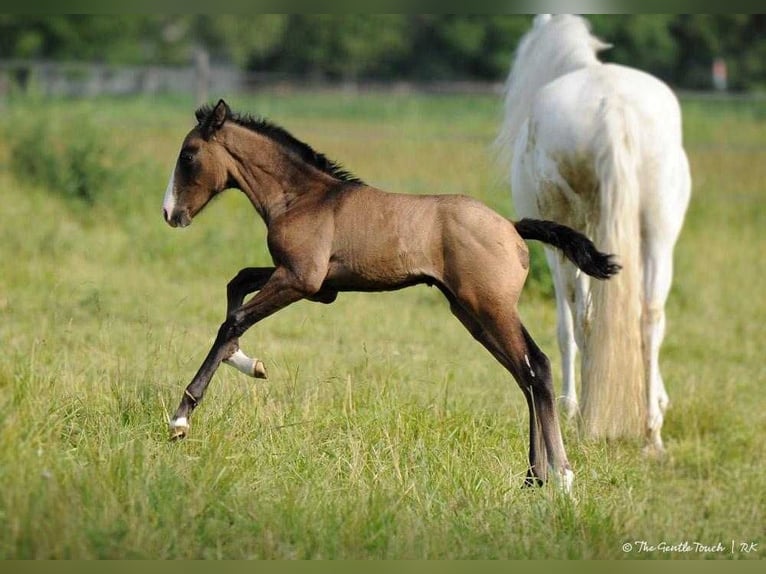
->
[{"left": 0, "top": 14, "right": 764, "bottom": 91}]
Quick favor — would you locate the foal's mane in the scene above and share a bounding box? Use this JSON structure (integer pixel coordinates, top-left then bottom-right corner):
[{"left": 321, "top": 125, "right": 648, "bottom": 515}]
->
[{"left": 196, "top": 104, "right": 365, "bottom": 185}]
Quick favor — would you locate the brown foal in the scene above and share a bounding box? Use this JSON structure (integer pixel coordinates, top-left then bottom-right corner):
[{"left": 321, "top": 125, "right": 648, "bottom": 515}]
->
[{"left": 161, "top": 99, "right": 619, "bottom": 492}]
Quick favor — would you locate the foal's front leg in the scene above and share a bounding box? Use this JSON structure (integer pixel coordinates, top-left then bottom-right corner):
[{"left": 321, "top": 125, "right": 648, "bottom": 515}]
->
[
  {"left": 221, "top": 267, "right": 275, "bottom": 379},
  {"left": 220, "top": 266, "right": 338, "bottom": 379},
  {"left": 169, "top": 269, "right": 309, "bottom": 440}
]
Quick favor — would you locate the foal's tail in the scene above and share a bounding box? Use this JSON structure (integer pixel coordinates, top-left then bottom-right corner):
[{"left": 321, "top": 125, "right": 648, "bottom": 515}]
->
[{"left": 513, "top": 218, "right": 620, "bottom": 280}]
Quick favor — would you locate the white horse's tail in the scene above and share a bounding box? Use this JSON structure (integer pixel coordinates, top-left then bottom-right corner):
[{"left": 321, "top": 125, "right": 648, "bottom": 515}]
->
[{"left": 580, "top": 98, "right": 645, "bottom": 439}]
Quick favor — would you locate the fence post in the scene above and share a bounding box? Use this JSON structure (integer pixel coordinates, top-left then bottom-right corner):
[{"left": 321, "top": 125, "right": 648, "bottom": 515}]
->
[
  {"left": 0, "top": 68, "right": 7, "bottom": 109},
  {"left": 712, "top": 57, "right": 728, "bottom": 91},
  {"left": 194, "top": 47, "right": 210, "bottom": 105}
]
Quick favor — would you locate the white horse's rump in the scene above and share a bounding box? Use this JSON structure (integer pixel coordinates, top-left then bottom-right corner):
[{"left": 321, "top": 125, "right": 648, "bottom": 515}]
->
[{"left": 497, "top": 15, "right": 691, "bottom": 451}]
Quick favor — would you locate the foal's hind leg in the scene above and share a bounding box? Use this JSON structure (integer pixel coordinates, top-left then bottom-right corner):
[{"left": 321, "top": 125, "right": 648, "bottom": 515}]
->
[
  {"left": 446, "top": 299, "right": 546, "bottom": 486},
  {"left": 481, "top": 307, "right": 573, "bottom": 492},
  {"left": 446, "top": 293, "right": 572, "bottom": 492},
  {"left": 515, "top": 323, "right": 573, "bottom": 493}
]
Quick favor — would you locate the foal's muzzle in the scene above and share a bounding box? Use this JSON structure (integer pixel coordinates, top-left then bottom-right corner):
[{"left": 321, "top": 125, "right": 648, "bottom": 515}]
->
[{"left": 163, "top": 208, "right": 191, "bottom": 228}]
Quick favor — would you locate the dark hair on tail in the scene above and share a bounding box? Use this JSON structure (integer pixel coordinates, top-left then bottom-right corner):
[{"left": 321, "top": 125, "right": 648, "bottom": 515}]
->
[{"left": 514, "top": 218, "right": 621, "bottom": 280}]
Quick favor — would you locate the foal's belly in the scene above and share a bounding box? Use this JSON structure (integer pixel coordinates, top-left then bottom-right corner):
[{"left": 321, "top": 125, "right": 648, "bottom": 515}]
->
[
  {"left": 324, "top": 190, "right": 443, "bottom": 291},
  {"left": 323, "top": 250, "right": 431, "bottom": 293}
]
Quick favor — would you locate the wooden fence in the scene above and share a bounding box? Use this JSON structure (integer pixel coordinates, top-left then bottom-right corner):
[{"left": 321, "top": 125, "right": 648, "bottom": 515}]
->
[{"left": 0, "top": 53, "right": 241, "bottom": 103}]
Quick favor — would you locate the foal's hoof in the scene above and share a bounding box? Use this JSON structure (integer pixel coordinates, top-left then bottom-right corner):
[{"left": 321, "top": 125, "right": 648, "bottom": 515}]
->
[
  {"left": 522, "top": 473, "right": 544, "bottom": 488},
  {"left": 169, "top": 418, "right": 190, "bottom": 441},
  {"left": 169, "top": 427, "right": 187, "bottom": 441},
  {"left": 224, "top": 350, "right": 268, "bottom": 379},
  {"left": 253, "top": 359, "right": 268, "bottom": 379}
]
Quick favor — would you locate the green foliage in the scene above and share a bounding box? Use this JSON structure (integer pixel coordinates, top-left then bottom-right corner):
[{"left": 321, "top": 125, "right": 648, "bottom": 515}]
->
[
  {"left": 254, "top": 15, "right": 413, "bottom": 81},
  {"left": 8, "top": 111, "right": 121, "bottom": 207},
  {"left": 592, "top": 15, "right": 678, "bottom": 82},
  {"left": 189, "top": 15, "right": 290, "bottom": 68},
  {"left": 0, "top": 15, "right": 162, "bottom": 64},
  {"left": 1, "top": 15, "right": 764, "bottom": 90},
  {"left": 525, "top": 242, "right": 555, "bottom": 299},
  {"left": 671, "top": 14, "right": 766, "bottom": 91}
]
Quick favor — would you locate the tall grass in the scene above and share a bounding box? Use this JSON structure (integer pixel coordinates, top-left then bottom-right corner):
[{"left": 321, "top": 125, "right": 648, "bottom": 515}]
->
[{"left": 0, "top": 93, "right": 763, "bottom": 558}]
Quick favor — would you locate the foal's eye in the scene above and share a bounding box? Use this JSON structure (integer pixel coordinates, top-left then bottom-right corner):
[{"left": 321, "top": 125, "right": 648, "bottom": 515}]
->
[{"left": 180, "top": 151, "right": 195, "bottom": 166}]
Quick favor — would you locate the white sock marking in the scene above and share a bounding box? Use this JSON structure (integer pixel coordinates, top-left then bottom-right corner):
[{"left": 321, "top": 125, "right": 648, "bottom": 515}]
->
[
  {"left": 524, "top": 353, "right": 536, "bottom": 378},
  {"left": 171, "top": 416, "right": 188, "bottom": 429},
  {"left": 562, "top": 468, "right": 574, "bottom": 495},
  {"left": 224, "top": 349, "right": 257, "bottom": 377},
  {"left": 549, "top": 465, "right": 575, "bottom": 496}
]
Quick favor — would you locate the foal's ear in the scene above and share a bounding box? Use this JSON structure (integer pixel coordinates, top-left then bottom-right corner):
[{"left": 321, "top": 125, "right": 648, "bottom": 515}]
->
[{"left": 199, "top": 99, "right": 231, "bottom": 140}]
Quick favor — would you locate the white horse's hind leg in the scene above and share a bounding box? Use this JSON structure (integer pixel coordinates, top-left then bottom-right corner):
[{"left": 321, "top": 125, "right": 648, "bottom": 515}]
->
[
  {"left": 641, "top": 151, "right": 691, "bottom": 454},
  {"left": 641, "top": 243, "right": 675, "bottom": 454},
  {"left": 545, "top": 250, "right": 579, "bottom": 420}
]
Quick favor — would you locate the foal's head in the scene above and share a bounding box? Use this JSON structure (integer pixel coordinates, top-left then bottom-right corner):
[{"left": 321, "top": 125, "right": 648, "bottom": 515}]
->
[{"left": 162, "top": 99, "right": 233, "bottom": 228}]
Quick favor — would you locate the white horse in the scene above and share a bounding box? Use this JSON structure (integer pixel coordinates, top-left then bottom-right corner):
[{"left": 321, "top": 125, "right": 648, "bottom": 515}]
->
[{"left": 496, "top": 14, "right": 691, "bottom": 452}]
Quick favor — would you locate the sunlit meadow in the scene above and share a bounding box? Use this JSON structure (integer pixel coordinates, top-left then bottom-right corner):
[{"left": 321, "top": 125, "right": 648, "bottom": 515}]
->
[{"left": 0, "top": 91, "right": 763, "bottom": 558}]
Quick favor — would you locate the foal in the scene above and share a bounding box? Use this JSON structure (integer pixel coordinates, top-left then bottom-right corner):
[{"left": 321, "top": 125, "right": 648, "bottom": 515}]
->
[{"left": 162, "top": 100, "right": 619, "bottom": 491}]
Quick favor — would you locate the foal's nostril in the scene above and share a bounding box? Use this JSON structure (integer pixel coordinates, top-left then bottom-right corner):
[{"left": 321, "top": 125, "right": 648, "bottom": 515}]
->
[{"left": 163, "top": 207, "right": 169, "bottom": 222}]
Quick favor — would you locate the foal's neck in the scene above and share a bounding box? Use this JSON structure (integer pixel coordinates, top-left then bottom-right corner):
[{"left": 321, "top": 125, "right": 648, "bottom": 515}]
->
[{"left": 222, "top": 125, "right": 336, "bottom": 224}]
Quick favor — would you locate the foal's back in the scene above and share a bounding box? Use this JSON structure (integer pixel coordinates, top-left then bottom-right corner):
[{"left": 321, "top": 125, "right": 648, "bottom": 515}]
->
[{"left": 525, "top": 63, "right": 684, "bottom": 209}]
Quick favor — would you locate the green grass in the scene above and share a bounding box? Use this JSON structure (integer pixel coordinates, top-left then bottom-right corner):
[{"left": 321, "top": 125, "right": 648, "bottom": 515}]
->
[{"left": 0, "top": 92, "right": 763, "bottom": 559}]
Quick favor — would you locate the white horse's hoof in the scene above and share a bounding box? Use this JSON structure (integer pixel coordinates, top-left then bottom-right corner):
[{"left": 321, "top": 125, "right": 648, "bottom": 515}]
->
[
  {"left": 643, "top": 440, "right": 666, "bottom": 459},
  {"left": 643, "top": 425, "right": 666, "bottom": 458},
  {"left": 558, "top": 396, "right": 579, "bottom": 421}
]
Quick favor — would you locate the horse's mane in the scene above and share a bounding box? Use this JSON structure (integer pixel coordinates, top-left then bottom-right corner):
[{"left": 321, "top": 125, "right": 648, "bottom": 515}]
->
[
  {"left": 195, "top": 104, "right": 365, "bottom": 185},
  {"left": 496, "top": 14, "right": 611, "bottom": 165}
]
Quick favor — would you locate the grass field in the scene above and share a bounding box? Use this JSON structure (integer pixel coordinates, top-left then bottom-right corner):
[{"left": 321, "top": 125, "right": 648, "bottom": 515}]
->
[{"left": 0, "top": 90, "right": 763, "bottom": 559}]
